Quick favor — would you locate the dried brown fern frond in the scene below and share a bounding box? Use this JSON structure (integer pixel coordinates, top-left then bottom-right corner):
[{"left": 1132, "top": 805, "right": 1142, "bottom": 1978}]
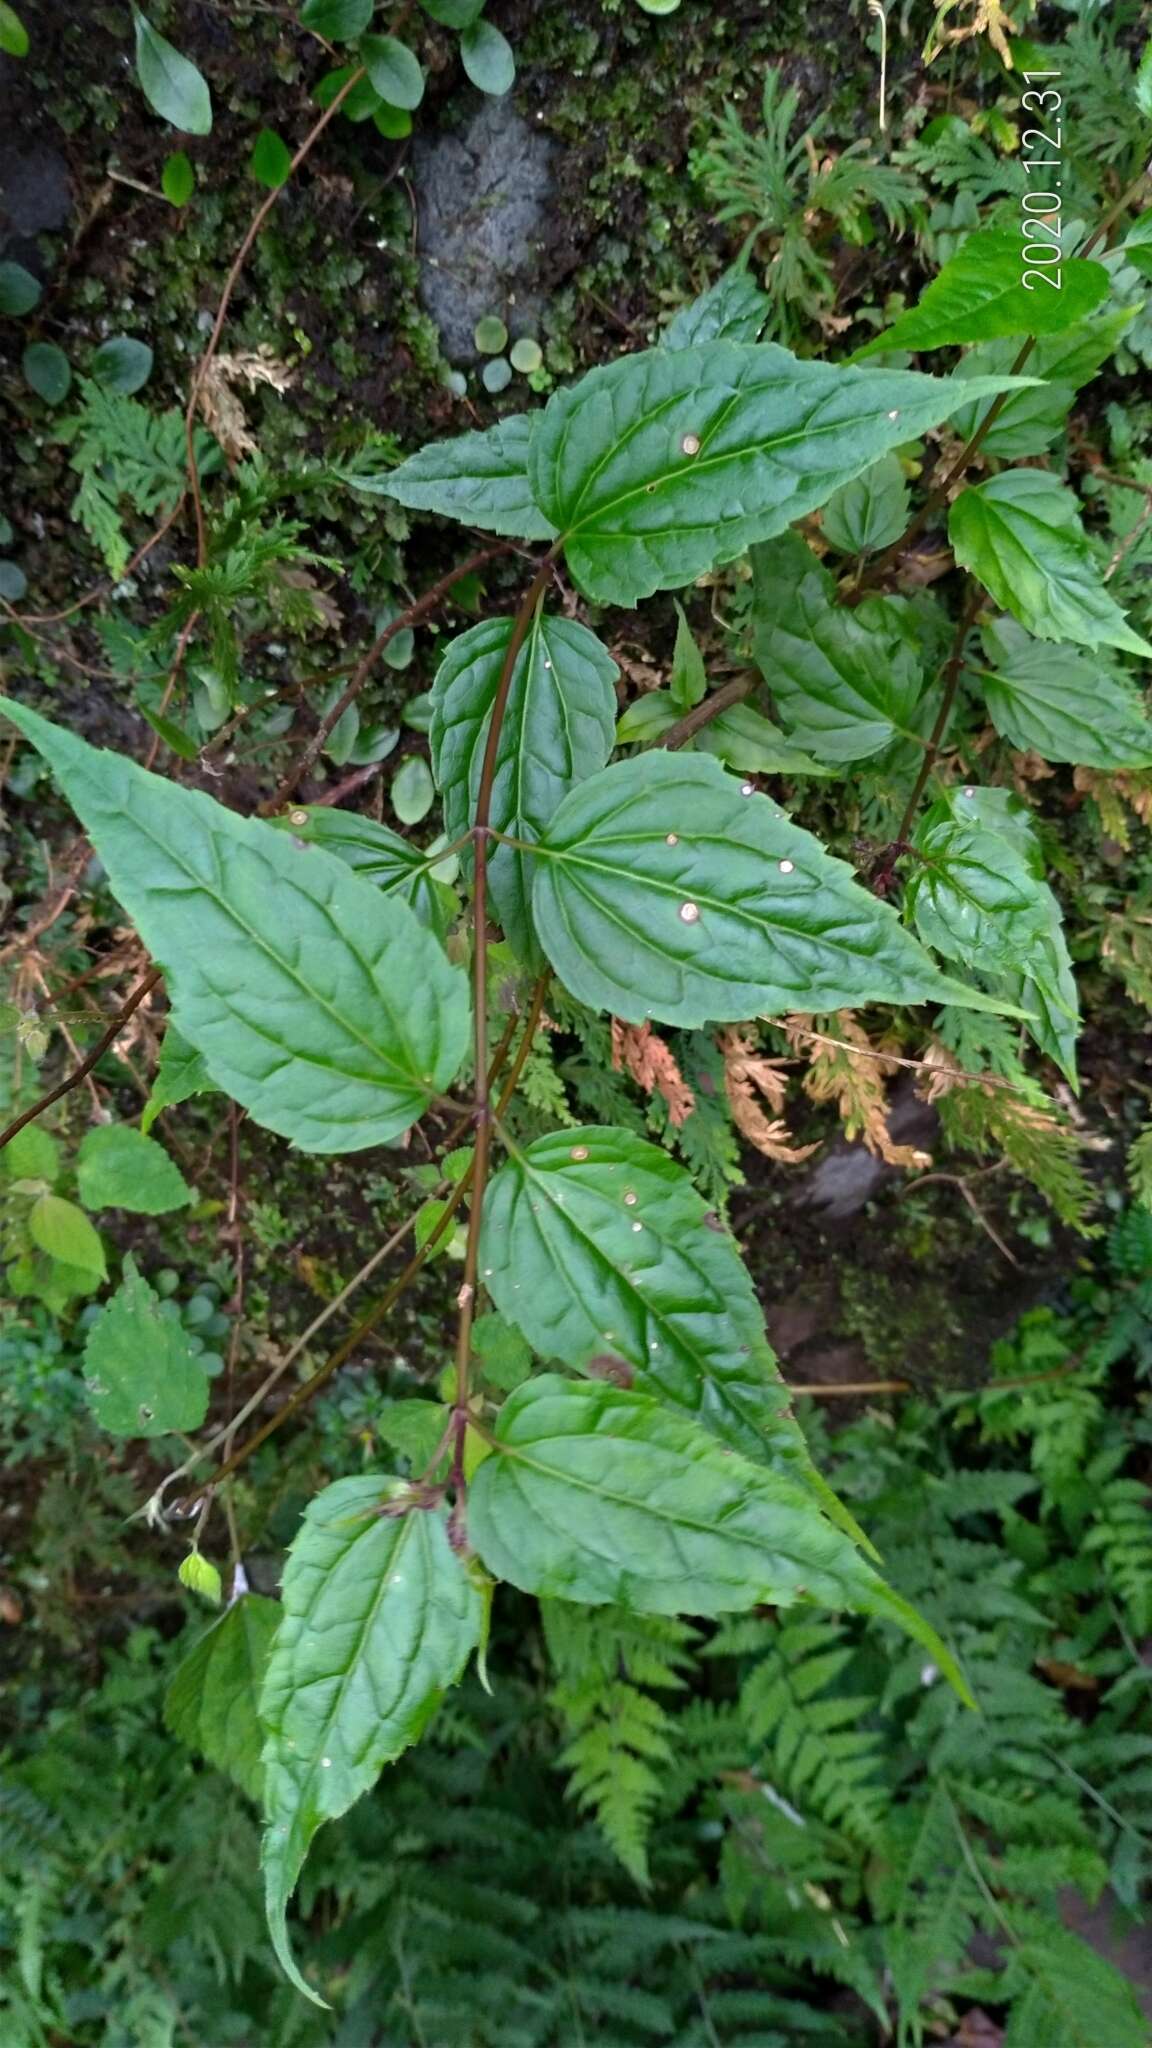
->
[
  {"left": 784, "top": 1011, "right": 931, "bottom": 1169},
  {"left": 611, "top": 1019, "right": 695, "bottom": 1127},
  {"left": 197, "top": 347, "right": 293, "bottom": 460},
  {"left": 719, "top": 1030, "right": 816, "bottom": 1164}
]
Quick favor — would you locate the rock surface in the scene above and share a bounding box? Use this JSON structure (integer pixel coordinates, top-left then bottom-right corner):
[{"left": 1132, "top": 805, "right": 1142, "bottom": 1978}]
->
[{"left": 411, "top": 96, "right": 554, "bottom": 363}]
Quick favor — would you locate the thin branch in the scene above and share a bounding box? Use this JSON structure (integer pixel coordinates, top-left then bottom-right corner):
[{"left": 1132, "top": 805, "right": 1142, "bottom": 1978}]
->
[
  {"left": 0, "top": 966, "right": 162, "bottom": 1153},
  {"left": 887, "top": 578, "right": 982, "bottom": 858},
  {"left": 450, "top": 556, "right": 555, "bottom": 1500},
  {"left": 260, "top": 545, "right": 507, "bottom": 814},
  {"left": 658, "top": 675, "right": 753, "bottom": 752},
  {"left": 183, "top": 67, "right": 368, "bottom": 565}
]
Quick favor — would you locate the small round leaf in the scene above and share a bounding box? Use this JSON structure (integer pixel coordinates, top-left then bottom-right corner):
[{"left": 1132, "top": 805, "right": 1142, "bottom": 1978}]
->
[
  {"left": 0, "top": 2, "right": 29, "bottom": 55},
  {"left": 509, "top": 336, "right": 542, "bottom": 374},
  {"left": 473, "top": 314, "right": 508, "bottom": 354},
  {"left": 91, "top": 336, "right": 154, "bottom": 395},
  {"left": 300, "top": 0, "right": 373, "bottom": 40},
  {"left": 481, "top": 356, "right": 512, "bottom": 394},
  {"left": 0, "top": 261, "right": 41, "bottom": 316},
  {"left": 22, "top": 341, "right": 71, "bottom": 404},
  {"left": 373, "top": 103, "right": 413, "bottom": 138},
  {"left": 162, "top": 150, "right": 196, "bottom": 205},
  {"left": 249, "top": 127, "right": 292, "bottom": 189},
  {"left": 391, "top": 754, "right": 435, "bottom": 824},
  {"left": 0, "top": 561, "right": 28, "bottom": 601},
  {"left": 362, "top": 34, "right": 425, "bottom": 110},
  {"left": 460, "top": 19, "right": 515, "bottom": 95}
]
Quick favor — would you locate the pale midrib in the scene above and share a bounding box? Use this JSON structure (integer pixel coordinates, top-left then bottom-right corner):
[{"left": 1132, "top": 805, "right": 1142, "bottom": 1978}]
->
[{"left": 109, "top": 791, "right": 427, "bottom": 1089}]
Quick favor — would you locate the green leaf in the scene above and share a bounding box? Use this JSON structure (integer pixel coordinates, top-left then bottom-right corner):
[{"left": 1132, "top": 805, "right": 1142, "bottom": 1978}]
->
[
  {"left": 751, "top": 532, "right": 926, "bottom": 762},
  {"left": 481, "top": 1127, "right": 803, "bottom": 1462},
  {"left": 390, "top": 753, "right": 435, "bottom": 825},
  {"left": 22, "top": 342, "right": 71, "bottom": 404},
  {"left": 83, "top": 1255, "right": 209, "bottom": 1435},
  {"left": 0, "top": 261, "right": 41, "bottom": 316},
  {"left": 260, "top": 1479, "right": 483, "bottom": 2004},
  {"left": 669, "top": 600, "right": 707, "bottom": 710},
  {"left": 0, "top": 560, "right": 27, "bottom": 600},
  {"left": 662, "top": 268, "right": 769, "bottom": 348},
  {"left": 855, "top": 229, "right": 1110, "bottom": 355},
  {"left": 162, "top": 150, "right": 196, "bottom": 205},
  {"left": 820, "top": 453, "right": 908, "bottom": 554},
  {"left": 269, "top": 805, "right": 451, "bottom": 929},
  {"left": 460, "top": 18, "right": 515, "bottom": 94},
  {"left": 950, "top": 472, "right": 1152, "bottom": 659},
  {"left": 419, "top": 0, "right": 484, "bottom": 23},
  {"left": 616, "top": 691, "right": 679, "bottom": 746},
  {"left": 431, "top": 614, "right": 618, "bottom": 961},
  {"left": 948, "top": 313, "right": 1133, "bottom": 458},
  {"left": 166, "top": 1595, "right": 281, "bottom": 1801},
  {"left": 531, "top": 751, "right": 994, "bottom": 1026},
  {"left": 132, "top": 8, "right": 212, "bottom": 134},
  {"left": 0, "top": 697, "right": 470, "bottom": 1154},
  {"left": 906, "top": 809, "right": 1054, "bottom": 976},
  {"left": 472, "top": 1310, "right": 533, "bottom": 1391},
  {"left": 76, "top": 1124, "right": 192, "bottom": 1214},
  {"left": 141, "top": 1024, "right": 218, "bottom": 1135},
  {"left": 979, "top": 619, "right": 1152, "bottom": 769},
  {"left": 530, "top": 339, "right": 1033, "bottom": 605},
  {"left": 362, "top": 34, "right": 424, "bottom": 109},
  {"left": 178, "top": 1551, "right": 223, "bottom": 1604},
  {"left": 299, "top": 0, "right": 373, "bottom": 39},
  {"left": 944, "top": 786, "right": 1079, "bottom": 1083},
  {"left": 29, "top": 1193, "right": 105, "bottom": 1277},
  {"left": 91, "top": 336, "right": 154, "bottom": 395},
  {"left": 314, "top": 63, "right": 381, "bottom": 118},
  {"left": 468, "top": 1377, "right": 972, "bottom": 1697},
  {"left": 362, "top": 414, "right": 557, "bottom": 541},
  {"left": 249, "top": 127, "right": 292, "bottom": 188},
  {"left": 1, "top": 1124, "right": 59, "bottom": 1184},
  {"left": 692, "top": 701, "right": 834, "bottom": 778},
  {"left": 0, "top": 2, "right": 29, "bottom": 55}
]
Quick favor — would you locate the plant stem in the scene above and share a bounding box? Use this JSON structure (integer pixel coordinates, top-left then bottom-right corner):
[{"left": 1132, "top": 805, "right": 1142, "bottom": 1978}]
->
[
  {"left": 0, "top": 966, "right": 162, "bottom": 1154},
  {"left": 891, "top": 580, "right": 982, "bottom": 848},
  {"left": 450, "top": 556, "right": 555, "bottom": 1495},
  {"left": 659, "top": 674, "right": 754, "bottom": 751}
]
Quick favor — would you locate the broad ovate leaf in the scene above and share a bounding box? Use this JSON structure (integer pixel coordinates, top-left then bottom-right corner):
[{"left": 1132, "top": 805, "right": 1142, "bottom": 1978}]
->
[
  {"left": 855, "top": 229, "right": 1110, "bottom": 355},
  {"left": 83, "top": 1255, "right": 209, "bottom": 1436},
  {"left": 260, "top": 1479, "right": 482, "bottom": 2003},
  {"left": 468, "top": 1376, "right": 971, "bottom": 1696},
  {"left": 132, "top": 7, "right": 212, "bottom": 134},
  {"left": 0, "top": 698, "right": 470, "bottom": 1153},
  {"left": 820, "top": 452, "right": 909, "bottom": 555},
  {"left": 662, "top": 268, "right": 770, "bottom": 348},
  {"left": 363, "top": 413, "right": 557, "bottom": 541},
  {"left": 944, "top": 786, "right": 1079, "bottom": 1083},
  {"left": 481, "top": 1126, "right": 799, "bottom": 1462},
  {"left": 978, "top": 619, "right": 1152, "bottom": 769},
  {"left": 906, "top": 812, "right": 1055, "bottom": 975},
  {"left": 430, "top": 615, "right": 618, "bottom": 961},
  {"left": 166, "top": 1594, "right": 281, "bottom": 1801},
  {"left": 29, "top": 1193, "right": 105, "bottom": 1277},
  {"left": 76, "top": 1123, "right": 192, "bottom": 1214},
  {"left": 751, "top": 532, "right": 926, "bottom": 762},
  {"left": 530, "top": 339, "right": 1036, "bottom": 604},
  {"left": 531, "top": 750, "right": 980, "bottom": 1026},
  {"left": 949, "top": 473, "right": 1152, "bottom": 660}
]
